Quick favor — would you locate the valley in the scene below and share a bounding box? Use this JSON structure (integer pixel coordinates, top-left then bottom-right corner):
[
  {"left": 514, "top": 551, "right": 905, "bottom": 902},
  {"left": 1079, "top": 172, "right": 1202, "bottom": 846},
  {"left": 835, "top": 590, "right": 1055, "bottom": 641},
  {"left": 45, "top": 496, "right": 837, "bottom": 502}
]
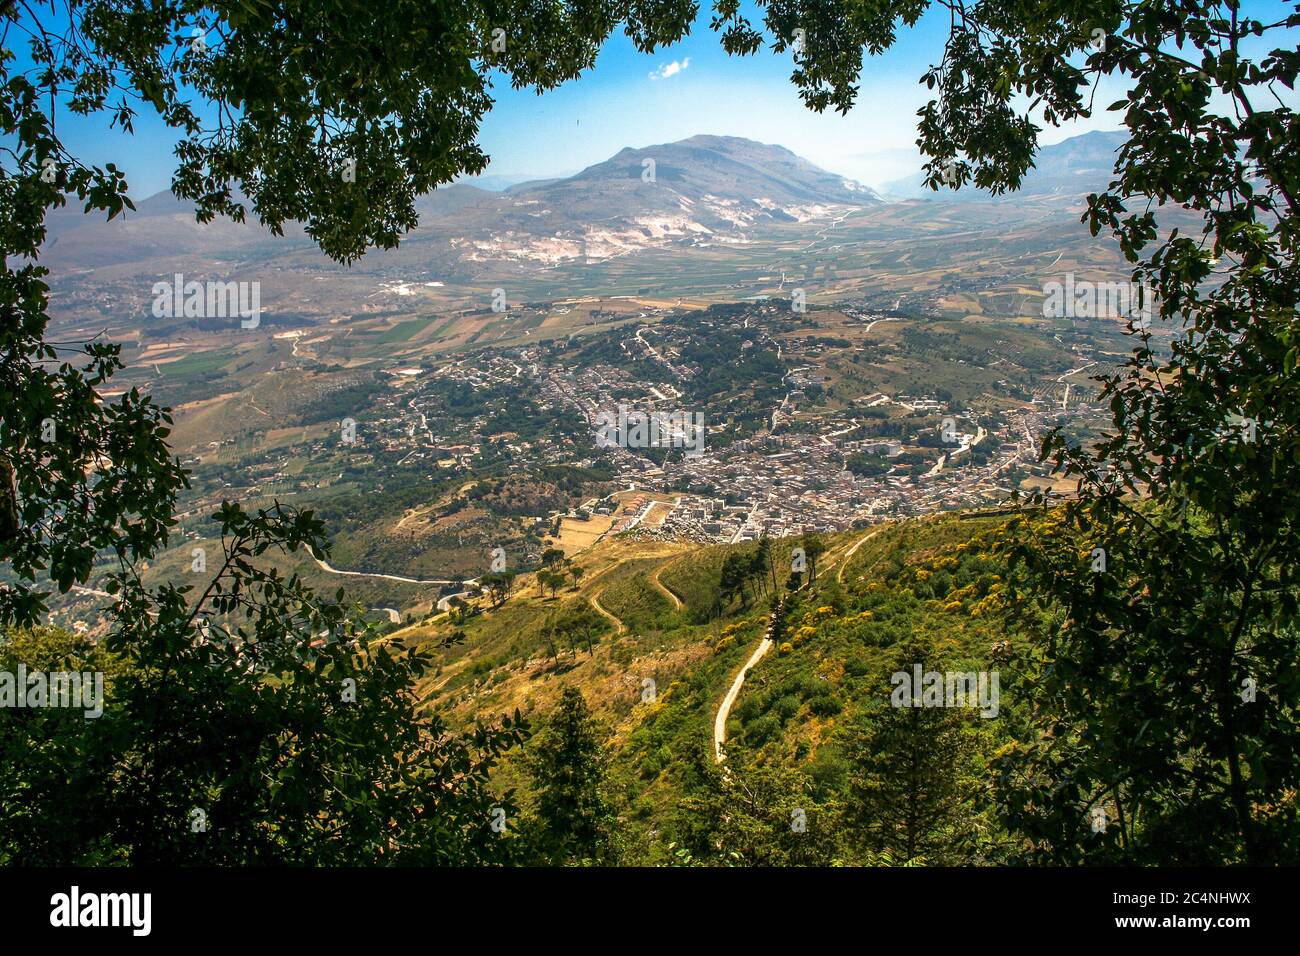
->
[
  {"left": 37, "top": 132, "right": 1149, "bottom": 639},
  {"left": 25, "top": 130, "right": 1168, "bottom": 863},
  {"left": 4, "top": 0, "right": 1292, "bottom": 886}
]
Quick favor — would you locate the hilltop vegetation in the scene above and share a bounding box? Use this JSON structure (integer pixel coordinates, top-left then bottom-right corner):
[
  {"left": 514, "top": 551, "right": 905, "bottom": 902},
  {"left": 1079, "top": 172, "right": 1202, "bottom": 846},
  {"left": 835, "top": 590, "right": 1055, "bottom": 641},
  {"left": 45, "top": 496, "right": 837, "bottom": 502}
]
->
[
  {"left": 378, "top": 514, "right": 1027, "bottom": 864},
  {"left": 366, "top": 500, "right": 1294, "bottom": 866},
  {"left": 11, "top": 501, "right": 1291, "bottom": 866}
]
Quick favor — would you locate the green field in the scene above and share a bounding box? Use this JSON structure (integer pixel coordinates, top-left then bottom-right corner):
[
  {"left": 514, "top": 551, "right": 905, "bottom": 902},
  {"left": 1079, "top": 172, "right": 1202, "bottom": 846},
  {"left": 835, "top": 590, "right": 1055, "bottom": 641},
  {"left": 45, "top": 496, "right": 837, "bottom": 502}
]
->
[{"left": 158, "top": 350, "right": 233, "bottom": 379}]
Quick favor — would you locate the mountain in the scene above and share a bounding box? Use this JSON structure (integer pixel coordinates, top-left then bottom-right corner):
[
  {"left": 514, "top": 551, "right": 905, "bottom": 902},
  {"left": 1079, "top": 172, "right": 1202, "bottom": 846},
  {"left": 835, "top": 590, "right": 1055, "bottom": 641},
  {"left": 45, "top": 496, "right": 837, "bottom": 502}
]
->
[
  {"left": 39, "top": 132, "right": 1127, "bottom": 335},
  {"left": 441, "top": 134, "right": 882, "bottom": 263},
  {"left": 43, "top": 135, "right": 882, "bottom": 274},
  {"left": 513, "top": 134, "right": 878, "bottom": 220},
  {"left": 880, "top": 129, "right": 1127, "bottom": 200},
  {"left": 451, "top": 171, "right": 571, "bottom": 191}
]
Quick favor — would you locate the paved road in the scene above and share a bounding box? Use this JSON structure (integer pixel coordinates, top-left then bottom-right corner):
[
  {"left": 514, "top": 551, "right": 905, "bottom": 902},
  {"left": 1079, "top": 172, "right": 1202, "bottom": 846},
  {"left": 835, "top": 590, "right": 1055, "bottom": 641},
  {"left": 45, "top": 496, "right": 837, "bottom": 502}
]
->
[{"left": 313, "top": 556, "right": 475, "bottom": 587}]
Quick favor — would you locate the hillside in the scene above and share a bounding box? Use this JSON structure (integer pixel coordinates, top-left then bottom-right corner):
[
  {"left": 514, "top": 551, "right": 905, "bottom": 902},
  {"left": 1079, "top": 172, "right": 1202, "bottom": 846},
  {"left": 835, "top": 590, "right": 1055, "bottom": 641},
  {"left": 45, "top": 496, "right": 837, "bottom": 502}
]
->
[{"left": 383, "top": 510, "right": 1031, "bottom": 864}]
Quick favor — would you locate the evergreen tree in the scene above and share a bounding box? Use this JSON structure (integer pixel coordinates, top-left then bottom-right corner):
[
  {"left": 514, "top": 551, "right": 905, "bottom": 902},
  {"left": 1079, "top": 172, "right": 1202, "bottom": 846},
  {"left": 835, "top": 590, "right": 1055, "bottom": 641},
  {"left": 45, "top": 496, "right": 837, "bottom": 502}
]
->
[
  {"left": 524, "top": 688, "right": 609, "bottom": 864},
  {"left": 800, "top": 533, "right": 827, "bottom": 584},
  {"left": 719, "top": 553, "right": 747, "bottom": 612},
  {"left": 842, "top": 651, "right": 983, "bottom": 865},
  {"left": 674, "top": 743, "right": 839, "bottom": 866}
]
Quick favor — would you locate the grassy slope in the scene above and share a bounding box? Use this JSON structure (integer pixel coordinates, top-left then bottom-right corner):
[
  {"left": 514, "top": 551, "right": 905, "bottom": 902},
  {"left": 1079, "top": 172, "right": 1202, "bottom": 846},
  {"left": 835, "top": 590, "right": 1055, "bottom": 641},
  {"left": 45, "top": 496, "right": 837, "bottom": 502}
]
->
[{"left": 378, "top": 511, "right": 1027, "bottom": 860}]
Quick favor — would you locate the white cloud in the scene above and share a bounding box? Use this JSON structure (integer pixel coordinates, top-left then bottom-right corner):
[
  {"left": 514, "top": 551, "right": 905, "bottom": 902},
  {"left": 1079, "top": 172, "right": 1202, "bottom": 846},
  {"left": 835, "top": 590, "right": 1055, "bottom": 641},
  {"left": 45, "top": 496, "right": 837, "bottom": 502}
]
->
[{"left": 648, "top": 58, "right": 690, "bottom": 81}]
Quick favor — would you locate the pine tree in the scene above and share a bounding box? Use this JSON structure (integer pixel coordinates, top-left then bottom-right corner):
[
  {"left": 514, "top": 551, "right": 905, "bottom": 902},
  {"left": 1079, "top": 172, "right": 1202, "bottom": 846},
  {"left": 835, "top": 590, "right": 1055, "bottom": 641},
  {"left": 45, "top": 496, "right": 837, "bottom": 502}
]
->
[
  {"left": 524, "top": 688, "right": 609, "bottom": 864},
  {"left": 842, "top": 652, "right": 983, "bottom": 865}
]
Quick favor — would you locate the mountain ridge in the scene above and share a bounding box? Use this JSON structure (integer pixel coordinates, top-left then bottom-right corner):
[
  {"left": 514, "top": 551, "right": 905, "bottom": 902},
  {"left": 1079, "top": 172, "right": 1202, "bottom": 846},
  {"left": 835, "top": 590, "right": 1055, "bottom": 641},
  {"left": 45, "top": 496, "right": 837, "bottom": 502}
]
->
[
  {"left": 880, "top": 129, "right": 1127, "bottom": 199},
  {"left": 43, "top": 134, "right": 881, "bottom": 274}
]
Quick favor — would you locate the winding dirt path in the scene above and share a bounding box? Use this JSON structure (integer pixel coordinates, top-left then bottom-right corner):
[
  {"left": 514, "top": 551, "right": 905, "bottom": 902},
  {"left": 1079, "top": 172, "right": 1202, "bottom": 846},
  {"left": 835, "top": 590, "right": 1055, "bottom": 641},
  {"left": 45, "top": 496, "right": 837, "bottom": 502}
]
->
[
  {"left": 651, "top": 561, "right": 684, "bottom": 610},
  {"left": 312, "top": 555, "right": 473, "bottom": 587},
  {"left": 588, "top": 588, "right": 627, "bottom": 635},
  {"left": 710, "top": 526, "right": 895, "bottom": 764},
  {"left": 713, "top": 635, "right": 773, "bottom": 763},
  {"left": 424, "top": 658, "right": 472, "bottom": 697},
  {"left": 834, "top": 527, "right": 885, "bottom": 585}
]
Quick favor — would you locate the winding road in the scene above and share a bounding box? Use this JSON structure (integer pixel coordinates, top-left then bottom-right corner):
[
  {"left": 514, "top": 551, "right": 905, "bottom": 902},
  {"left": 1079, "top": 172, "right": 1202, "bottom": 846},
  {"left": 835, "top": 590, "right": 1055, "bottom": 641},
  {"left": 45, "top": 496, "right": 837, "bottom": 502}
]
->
[
  {"left": 714, "top": 591, "right": 801, "bottom": 763},
  {"left": 312, "top": 555, "right": 475, "bottom": 587},
  {"left": 834, "top": 526, "right": 886, "bottom": 584},
  {"left": 711, "top": 525, "right": 893, "bottom": 762}
]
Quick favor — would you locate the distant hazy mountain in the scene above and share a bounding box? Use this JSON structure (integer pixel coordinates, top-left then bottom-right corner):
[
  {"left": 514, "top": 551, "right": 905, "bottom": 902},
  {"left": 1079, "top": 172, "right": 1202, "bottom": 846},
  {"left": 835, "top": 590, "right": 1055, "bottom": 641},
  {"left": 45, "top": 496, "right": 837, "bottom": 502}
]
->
[
  {"left": 452, "top": 171, "right": 573, "bottom": 191},
  {"left": 880, "top": 129, "right": 1127, "bottom": 200}
]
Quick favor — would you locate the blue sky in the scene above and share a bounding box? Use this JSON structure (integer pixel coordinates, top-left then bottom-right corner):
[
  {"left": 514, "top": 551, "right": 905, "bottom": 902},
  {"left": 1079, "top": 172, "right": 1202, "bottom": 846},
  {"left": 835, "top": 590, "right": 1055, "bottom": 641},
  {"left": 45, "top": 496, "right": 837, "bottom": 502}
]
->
[
  {"left": 473, "top": 4, "right": 978, "bottom": 185},
  {"left": 35, "top": 1, "right": 1298, "bottom": 196}
]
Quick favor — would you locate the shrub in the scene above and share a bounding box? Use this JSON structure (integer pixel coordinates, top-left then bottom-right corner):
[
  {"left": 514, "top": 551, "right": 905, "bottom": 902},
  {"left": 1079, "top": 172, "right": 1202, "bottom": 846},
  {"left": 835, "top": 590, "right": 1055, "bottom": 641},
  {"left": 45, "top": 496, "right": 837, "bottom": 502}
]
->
[
  {"left": 745, "top": 713, "right": 781, "bottom": 746},
  {"left": 774, "top": 695, "right": 801, "bottom": 722},
  {"left": 808, "top": 695, "right": 842, "bottom": 718}
]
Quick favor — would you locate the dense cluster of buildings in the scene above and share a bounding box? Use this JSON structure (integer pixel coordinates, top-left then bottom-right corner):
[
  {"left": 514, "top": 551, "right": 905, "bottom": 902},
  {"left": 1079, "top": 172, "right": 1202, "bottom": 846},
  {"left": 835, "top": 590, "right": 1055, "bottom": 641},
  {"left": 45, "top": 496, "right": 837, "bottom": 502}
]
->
[{"left": 265, "top": 309, "right": 1088, "bottom": 549}]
